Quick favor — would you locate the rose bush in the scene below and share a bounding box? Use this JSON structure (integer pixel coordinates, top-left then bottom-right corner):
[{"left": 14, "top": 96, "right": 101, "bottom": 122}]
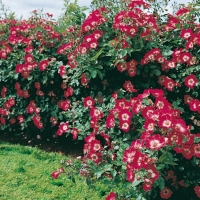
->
[
  {"left": 1, "top": 0, "right": 200, "bottom": 199},
  {"left": 57, "top": 1, "right": 200, "bottom": 198},
  {"left": 0, "top": 3, "right": 87, "bottom": 139}
]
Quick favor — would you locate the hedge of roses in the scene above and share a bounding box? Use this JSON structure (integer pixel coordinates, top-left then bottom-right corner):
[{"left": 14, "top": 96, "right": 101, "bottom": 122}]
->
[{"left": 1, "top": 0, "right": 200, "bottom": 199}]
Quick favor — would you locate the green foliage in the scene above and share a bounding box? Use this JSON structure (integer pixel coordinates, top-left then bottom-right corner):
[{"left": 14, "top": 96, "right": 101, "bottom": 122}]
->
[
  {"left": 0, "top": 0, "right": 16, "bottom": 20},
  {"left": 56, "top": 0, "right": 88, "bottom": 32}
]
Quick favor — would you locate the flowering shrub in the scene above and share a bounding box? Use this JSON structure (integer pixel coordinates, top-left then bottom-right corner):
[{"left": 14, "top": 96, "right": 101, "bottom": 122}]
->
[
  {"left": 1, "top": 0, "right": 200, "bottom": 199},
  {"left": 0, "top": 8, "right": 84, "bottom": 138}
]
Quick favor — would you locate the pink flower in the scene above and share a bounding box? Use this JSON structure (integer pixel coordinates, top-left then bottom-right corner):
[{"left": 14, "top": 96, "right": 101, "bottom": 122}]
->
[
  {"left": 180, "top": 28, "right": 193, "bottom": 40},
  {"left": 51, "top": 170, "right": 60, "bottom": 179},
  {"left": 120, "top": 121, "right": 130, "bottom": 132},
  {"left": 17, "top": 115, "right": 24, "bottom": 124},
  {"left": 117, "top": 62, "right": 127, "bottom": 72},
  {"left": 147, "top": 165, "right": 160, "bottom": 181},
  {"left": 83, "top": 96, "right": 95, "bottom": 108},
  {"left": 59, "top": 122, "right": 69, "bottom": 132},
  {"left": 90, "top": 140, "right": 102, "bottom": 151},
  {"left": 160, "top": 187, "right": 173, "bottom": 199},
  {"left": 87, "top": 152, "right": 102, "bottom": 164},
  {"left": 146, "top": 134, "right": 166, "bottom": 150},
  {"left": 88, "top": 40, "right": 98, "bottom": 49},
  {"left": 106, "top": 115, "right": 115, "bottom": 128},
  {"left": 176, "top": 7, "right": 190, "bottom": 16},
  {"left": 67, "top": 59, "right": 78, "bottom": 69},
  {"left": 163, "top": 76, "right": 176, "bottom": 91},
  {"left": 81, "top": 73, "right": 89, "bottom": 86},
  {"left": 180, "top": 52, "right": 193, "bottom": 63},
  {"left": 126, "top": 169, "right": 135, "bottom": 182},
  {"left": 119, "top": 109, "right": 132, "bottom": 123},
  {"left": 71, "top": 128, "right": 78, "bottom": 140},
  {"left": 64, "top": 87, "right": 73, "bottom": 98},
  {"left": 143, "top": 178, "right": 153, "bottom": 191},
  {"left": 189, "top": 99, "right": 199, "bottom": 111},
  {"left": 39, "top": 59, "right": 49, "bottom": 71},
  {"left": 105, "top": 192, "right": 117, "bottom": 200},
  {"left": 123, "top": 148, "right": 137, "bottom": 163},
  {"left": 26, "top": 105, "right": 36, "bottom": 114},
  {"left": 90, "top": 107, "right": 103, "bottom": 119},
  {"left": 181, "top": 144, "right": 193, "bottom": 159},
  {"left": 193, "top": 144, "right": 200, "bottom": 158},
  {"left": 24, "top": 54, "right": 34, "bottom": 63},
  {"left": 123, "top": 81, "right": 137, "bottom": 93},
  {"left": 93, "top": 30, "right": 102, "bottom": 39},
  {"left": 34, "top": 82, "right": 41, "bottom": 89},
  {"left": 194, "top": 186, "right": 200, "bottom": 198},
  {"left": 51, "top": 168, "right": 65, "bottom": 179},
  {"left": 184, "top": 74, "right": 198, "bottom": 89},
  {"left": 165, "top": 60, "right": 176, "bottom": 69},
  {"left": 59, "top": 65, "right": 66, "bottom": 77},
  {"left": 36, "top": 90, "right": 44, "bottom": 96},
  {"left": 158, "top": 115, "right": 173, "bottom": 128}
]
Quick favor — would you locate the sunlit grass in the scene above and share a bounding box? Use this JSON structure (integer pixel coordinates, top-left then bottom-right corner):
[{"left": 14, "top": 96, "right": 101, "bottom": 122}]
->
[{"left": 0, "top": 142, "right": 108, "bottom": 200}]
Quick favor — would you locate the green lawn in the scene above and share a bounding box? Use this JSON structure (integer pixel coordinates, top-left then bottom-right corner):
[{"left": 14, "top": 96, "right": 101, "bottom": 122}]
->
[{"left": 0, "top": 142, "right": 108, "bottom": 200}]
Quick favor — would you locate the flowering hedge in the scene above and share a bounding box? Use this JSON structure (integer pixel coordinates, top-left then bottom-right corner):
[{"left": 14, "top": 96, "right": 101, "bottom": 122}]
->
[
  {"left": 1, "top": 0, "right": 200, "bottom": 199},
  {"left": 0, "top": 10, "right": 75, "bottom": 137}
]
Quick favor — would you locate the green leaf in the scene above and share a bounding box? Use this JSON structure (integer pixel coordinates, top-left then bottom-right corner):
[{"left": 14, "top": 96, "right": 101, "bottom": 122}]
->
[
  {"left": 103, "top": 164, "right": 112, "bottom": 172},
  {"left": 90, "top": 48, "right": 104, "bottom": 61},
  {"left": 162, "top": 50, "right": 173, "bottom": 57},
  {"left": 111, "top": 170, "right": 117, "bottom": 177},
  {"left": 123, "top": 133, "right": 131, "bottom": 141},
  {"left": 185, "top": 87, "right": 190, "bottom": 92},
  {"left": 118, "top": 49, "right": 127, "bottom": 58},
  {"left": 114, "top": 145, "right": 120, "bottom": 150},
  {"left": 150, "top": 65, "right": 157, "bottom": 69},
  {"left": 164, "top": 161, "right": 177, "bottom": 165},
  {"left": 158, "top": 153, "right": 167, "bottom": 162},
  {"left": 159, "top": 152, "right": 177, "bottom": 165},
  {"left": 172, "top": 99, "right": 181, "bottom": 107},
  {"left": 86, "top": 177, "right": 92, "bottom": 186},
  {"left": 157, "top": 177, "right": 165, "bottom": 190},
  {"left": 97, "top": 70, "right": 103, "bottom": 79},
  {"left": 136, "top": 69, "right": 140, "bottom": 75},
  {"left": 170, "top": 74, "right": 177, "bottom": 78},
  {"left": 90, "top": 70, "right": 97, "bottom": 78},
  {"left": 166, "top": 152, "right": 173, "bottom": 161},
  {"left": 131, "top": 179, "right": 143, "bottom": 187},
  {"left": 192, "top": 91, "right": 199, "bottom": 97},
  {"left": 136, "top": 129, "right": 145, "bottom": 133},
  {"left": 157, "top": 164, "right": 165, "bottom": 170},
  {"left": 108, "top": 40, "right": 118, "bottom": 47},
  {"left": 95, "top": 171, "right": 103, "bottom": 179},
  {"left": 117, "top": 90, "right": 125, "bottom": 98},
  {"left": 68, "top": 175, "right": 76, "bottom": 183},
  {"left": 153, "top": 69, "right": 161, "bottom": 76}
]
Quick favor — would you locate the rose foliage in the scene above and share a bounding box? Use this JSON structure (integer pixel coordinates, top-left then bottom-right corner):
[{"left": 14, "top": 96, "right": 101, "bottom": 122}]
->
[{"left": 1, "top": 0, "right": 200, "bottom": 199}]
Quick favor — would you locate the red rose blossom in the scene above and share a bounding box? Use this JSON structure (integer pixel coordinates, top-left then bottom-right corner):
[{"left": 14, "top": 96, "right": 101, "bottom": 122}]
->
[
  {"left": 194, "top": 186, "right": 200, "bottom": 198},
  {"left": 184, "top": 74, "right": 198, "bottom": 89},
  {"left": 160, "top": 187, "right": 173, "bottom": 199},
  {"left": 105, "top": 192, "right": 116, "bottom": 200}
]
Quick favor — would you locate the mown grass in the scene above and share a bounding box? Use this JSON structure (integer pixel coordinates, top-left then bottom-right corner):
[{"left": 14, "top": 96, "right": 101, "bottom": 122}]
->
[{"left": 0, "top": 141, "right": 108, "bottom": 200}]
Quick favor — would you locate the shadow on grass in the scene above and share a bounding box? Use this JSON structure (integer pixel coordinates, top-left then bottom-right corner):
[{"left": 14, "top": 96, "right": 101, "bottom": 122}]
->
[{"left": 0, "top": 131, "right": 84, "bottom": 158}]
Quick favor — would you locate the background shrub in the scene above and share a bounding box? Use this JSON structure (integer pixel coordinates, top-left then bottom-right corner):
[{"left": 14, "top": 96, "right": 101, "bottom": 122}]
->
[{"left": 1, "top": 0, "right": 200, "bottom": 199}]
